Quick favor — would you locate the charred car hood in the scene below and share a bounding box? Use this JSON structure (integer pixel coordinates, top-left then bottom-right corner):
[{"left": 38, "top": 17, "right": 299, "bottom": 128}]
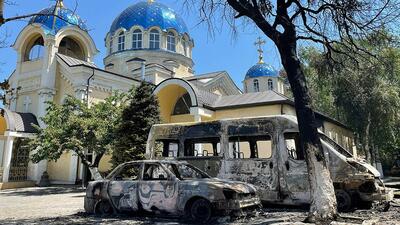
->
[{"left": 197, "top": 178, "right": 257, "bottom": 194}]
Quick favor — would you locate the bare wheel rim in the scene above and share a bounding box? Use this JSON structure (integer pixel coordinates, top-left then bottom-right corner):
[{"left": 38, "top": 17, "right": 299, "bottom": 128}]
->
[
  {"left": 335, "top": 190, "right": 352, "bottom": 212},
  {"left": 96, "top": 201, "right": 113, "bottom": 215},
  {"left": 190, "top": 199, "right": 212, "bottom": 221}
]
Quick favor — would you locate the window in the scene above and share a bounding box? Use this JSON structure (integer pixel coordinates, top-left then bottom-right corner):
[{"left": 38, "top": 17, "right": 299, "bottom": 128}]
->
[
  {"left": 143, "top": 164, "right": 168, "bottom": 180},
  {"left": 132, "top": 29, "right": 142, "bottom": 49},
  {"left": 184, "top": 137, "right": 221, "bottom": 157},
  {"left": 166, "top": 163, "right": 210, "bottom": 180},
  {"left": 228, "top": 136, "right": 272, "bottom": 159},
  {"left": 118, "top": 32, "right": 125, "bottom": 51},
  {"left": 114, "top": 163, "right": 141, "bottom": 181},
  {"left": 59, "top": 37, "right": 85, "bottom": 60},
  {"left": 284, "top": 133, "right": 304, "bottom": 160},
  {"left": 155, "top": 140, "right": 179, "bottom": 157},
  {"left": 167, "top": 31, "right": 176, "bottom": 52},
  {"left": 268, "top": 79, "right": 273, "bottom": 90},
  {"left": 253, "top": 79, "right": 259, "bottom": 92},
  {"left": 25, "top": 37, "right": 44, "bottom": 61},
  {"left": 149, "top": 29, "right": 160, "bottom": 49},
  {"left": 172, "top": 93, "right": 191, "bottom": 115},
  {"left": 109, "top": 39, "right": 113, "bottom": 54}
]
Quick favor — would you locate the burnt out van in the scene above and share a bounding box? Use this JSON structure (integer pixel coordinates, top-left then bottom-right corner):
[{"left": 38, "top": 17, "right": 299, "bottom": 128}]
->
[{"left": 146, "top": 115, "right": 393, "bottom": 211}]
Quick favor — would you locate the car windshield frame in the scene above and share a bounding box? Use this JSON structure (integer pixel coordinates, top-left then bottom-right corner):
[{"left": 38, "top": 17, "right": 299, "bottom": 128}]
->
[{"left": 164, "top": 162, "right": 211, "bottom": 180}]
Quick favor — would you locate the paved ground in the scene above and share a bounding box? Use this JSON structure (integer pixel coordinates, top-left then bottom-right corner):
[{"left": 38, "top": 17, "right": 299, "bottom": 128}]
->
[{"left": 0, "top": 185, "right": 399, "bottom": 225}]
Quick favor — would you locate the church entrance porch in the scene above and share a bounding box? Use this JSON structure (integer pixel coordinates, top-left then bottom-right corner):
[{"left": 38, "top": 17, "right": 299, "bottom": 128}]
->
[
  {"left": 0, "top": 109, "right": 40, "bottom": 190},
  {"left": 9, "top": 138, "right": 30, "bottom": 182}
]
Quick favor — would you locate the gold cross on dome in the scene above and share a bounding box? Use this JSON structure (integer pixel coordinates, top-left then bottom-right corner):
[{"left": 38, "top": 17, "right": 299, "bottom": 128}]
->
[
  {"left": 254, "top": 37, "right": 266, "bottom": 64},
  {"left": 148, "top": 0, "right": 155, "bottom": 3}
]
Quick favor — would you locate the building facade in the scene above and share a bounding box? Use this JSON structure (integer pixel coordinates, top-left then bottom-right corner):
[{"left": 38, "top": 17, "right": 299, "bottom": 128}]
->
[{"left": 0, "top": 0, "right": 355, "bottom": 189}]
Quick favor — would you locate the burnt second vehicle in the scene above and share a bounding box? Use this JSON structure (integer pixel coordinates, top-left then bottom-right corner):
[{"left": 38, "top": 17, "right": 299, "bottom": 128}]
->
[
  {"left": 84, "top": 160, "right": 260, "bottom": 221},
  {"left": 146, "top": 115, "right": 394, "bottom": 211}
]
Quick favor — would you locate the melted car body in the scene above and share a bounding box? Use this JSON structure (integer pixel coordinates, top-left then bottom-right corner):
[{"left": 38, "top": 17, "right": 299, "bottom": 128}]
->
[
  {"left": 146, "top": 115, "right": 394, "bottom": 211},
  {"left": 84, "top": 160, "right": 260, "bottom": 220}
]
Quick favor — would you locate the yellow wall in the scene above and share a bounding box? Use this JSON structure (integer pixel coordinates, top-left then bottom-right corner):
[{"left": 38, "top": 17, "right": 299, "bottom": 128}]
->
[
  {"left": 170, "top": 114, "right": 195, "bottom": 123},
  {"left": 156, "top": 85, "right": 188, "bottom": 123},
  {"left": 54, "top": 71, "right": 74, "bottom": 104},
  {"left": 47, "top": 152, "right": 71, "bottom": 182},
  {"left": 215, "top": 105, "right": 282, "bottom": 119},
  {"left": 324, "top": 121, "right": 355, "bottom": 153},
  {"left": 0, "top": 116, "right": 6, "bottom": 135},
  {"left": 98, "top": 153, "right": 113, "bottom": 173}
]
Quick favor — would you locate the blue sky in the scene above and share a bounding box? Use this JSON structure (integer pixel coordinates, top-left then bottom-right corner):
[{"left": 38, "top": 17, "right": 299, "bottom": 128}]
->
[{"left": 0, "top": 0, "right": 283, "bottom": 89}]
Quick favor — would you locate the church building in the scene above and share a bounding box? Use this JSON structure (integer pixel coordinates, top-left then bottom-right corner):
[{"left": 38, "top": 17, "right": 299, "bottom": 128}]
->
[{"left": 0, "top": 0, "right": 355, "bottom": 189}]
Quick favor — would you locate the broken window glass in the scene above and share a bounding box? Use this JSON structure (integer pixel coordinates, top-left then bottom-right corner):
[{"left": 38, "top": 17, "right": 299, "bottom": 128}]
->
[
  {"left": 284, "top": 133, "right": 305, "bottom": 160},
  {"left": 114, "top": 163, "right": 141, "bottom": 181},
  {"left": 165, "top": 163, "right": 210, "bottom": 180},
  {"left": 143, "top": 164, "right": 168, "bottom": 180},
  {"left": 228, "top": 135, "right": 272, "bottom": 159},
  {"left": 183, "top": 137, "right": 221, "bottom": 157},
  {"left": 155, "top": 140, "right": 179, "bottom": 157}
]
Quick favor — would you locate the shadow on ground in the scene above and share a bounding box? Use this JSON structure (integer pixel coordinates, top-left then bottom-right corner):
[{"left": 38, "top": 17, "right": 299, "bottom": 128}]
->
[{"left": 0, "top": 185, "right": 84, "bottom": 197}]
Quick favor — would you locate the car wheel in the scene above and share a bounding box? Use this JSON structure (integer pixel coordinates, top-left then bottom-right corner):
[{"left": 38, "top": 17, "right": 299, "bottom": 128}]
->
[
  {"left": 94, "top": 200, "right": 113, "bottom": 216},
  {"left": 189, "top": 199, "right": 212, "bottom": 222},
  {"left": 335, "top": 190, "right": 352, "bottom": 212}
]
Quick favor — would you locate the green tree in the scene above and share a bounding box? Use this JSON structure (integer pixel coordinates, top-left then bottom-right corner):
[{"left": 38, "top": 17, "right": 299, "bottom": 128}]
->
[
  {"left": 112, "top": 81, "right": 161, "bottom": 167},
  {"left": 29, "top": 94, "right": 124, "bottom": 179},
  {"left": 301, "top": 31, "right": 400, "bottom": 166}
]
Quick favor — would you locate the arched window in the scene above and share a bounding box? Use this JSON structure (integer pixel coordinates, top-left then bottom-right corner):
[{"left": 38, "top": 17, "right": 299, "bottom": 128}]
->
[
  {"left": 118, "top": 32, "right": 125, "bottom": 51},
  {"left": 268, "top": 79, "right": 274, "bottom": 90},
  {"left": 132, "top": 29, "right": 142, "bottom": 49},
  {"left": 25, "top": 36, "right": 45, "bottom": 61},
  {"left": 253, "top": 79, "right": 259, "bottom": 92},
  {"left": 167, "top": 31, "right": 176, "bottom": 52},
  {"left": 109, "top": 39, "right": 113, "bottom": 54},
  {"left": 149, "top": 29, "right": 160, "bottom": 49},
  {"left": 59, "top": 37, "right": 85, "bottom": 60},
  {"left": 173, "top": 93, "right": 192, "bottom": 115}
]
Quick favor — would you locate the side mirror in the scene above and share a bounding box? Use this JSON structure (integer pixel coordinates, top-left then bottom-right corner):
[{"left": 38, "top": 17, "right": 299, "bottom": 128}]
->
[
  {"left": 159, "top": 174, "right": 165, "bottom": 180},
  {"left": 114, "top": 175, "right": 123, "bottom": 181}
]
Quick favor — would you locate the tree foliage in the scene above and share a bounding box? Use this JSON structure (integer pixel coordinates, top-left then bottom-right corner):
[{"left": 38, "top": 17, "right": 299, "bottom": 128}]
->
[
  {"left": 111, "top": 81, "right": 161, "bottom": 168},
  {"left": 301, "top": 30, "right": 400, "bottom": 166},
  {"left": 29, "top": 93, "right": 125, "bottom": 178}
]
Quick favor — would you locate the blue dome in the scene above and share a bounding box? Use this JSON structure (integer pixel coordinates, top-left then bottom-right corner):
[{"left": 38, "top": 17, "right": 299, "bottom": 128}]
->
[
  {"left": 246, "top": 63, "right": 278, "bottom": 78},
  {"left": 29, "top": 5, "right": 87, "bottom": 35},
  {"left": 109, "top": 1, "right": 188, "bottom": 35}
]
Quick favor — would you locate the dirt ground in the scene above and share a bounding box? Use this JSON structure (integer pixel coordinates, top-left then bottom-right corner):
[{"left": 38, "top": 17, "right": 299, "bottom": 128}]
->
[{"left": 0, "top": 185, "right": 399, "bottom": 225}]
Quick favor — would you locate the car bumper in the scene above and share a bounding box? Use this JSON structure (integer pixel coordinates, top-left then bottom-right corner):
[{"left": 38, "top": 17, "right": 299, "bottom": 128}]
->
[
  {"left": 359, "top": 186, "right": 394, "bottom": 202},
  {"left": 213, "top": 197, "right": 261, "bottom": 215}
]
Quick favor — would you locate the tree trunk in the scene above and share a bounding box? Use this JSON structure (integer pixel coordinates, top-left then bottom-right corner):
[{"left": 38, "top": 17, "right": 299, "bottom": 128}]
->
[
  {"left": 76, "top": 151, "right": 103, "bottom": 181},
  {"left": 0, "top": 0, "right": 4, "bottom": 25},
  {"left": 277, "top": 37, "right": 337, "bottom": 221},
  {"left": 364, "top": 113, "right": 372, "bottom": 163}
]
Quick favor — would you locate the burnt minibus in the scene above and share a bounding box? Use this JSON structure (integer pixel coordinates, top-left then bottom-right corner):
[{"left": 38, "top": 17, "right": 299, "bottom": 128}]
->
[{"left": 146, "top": 115, "right": 393, "bottom": 211}]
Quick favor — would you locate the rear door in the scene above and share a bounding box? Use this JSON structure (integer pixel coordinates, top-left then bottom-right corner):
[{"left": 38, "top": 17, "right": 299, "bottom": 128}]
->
[
  {"left": 107, "top": 163, "right": 142, "bottom": 212},
  {"left": 138, "top": 163, "right": 179, "bottom": 214},
  {"left": 278, "top": 132, "right": 310, "bottom": 205}
]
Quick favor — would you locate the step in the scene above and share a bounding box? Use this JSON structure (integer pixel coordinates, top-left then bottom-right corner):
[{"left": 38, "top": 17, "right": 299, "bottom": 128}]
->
[{"left": 0, "top": 181, "right": 36, "bottom": 190}]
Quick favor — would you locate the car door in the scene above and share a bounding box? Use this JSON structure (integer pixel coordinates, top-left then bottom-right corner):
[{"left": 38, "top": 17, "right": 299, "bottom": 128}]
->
[
  {"left": 138, "top": 162, "right": 179, "bottom": 214},
  {"left": 222, "top": 133, "right": 280, "bottom": 203},
  {"left": 278, "top": 132, "right": 310, "bottom": 205},
  {"left": 107, "top": 162, "right": 142, "bottom": 212}
]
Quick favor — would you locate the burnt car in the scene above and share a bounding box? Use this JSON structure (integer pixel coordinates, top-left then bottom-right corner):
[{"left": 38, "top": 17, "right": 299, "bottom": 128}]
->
[
  {"left": 146, "top": 115, "right": 394, "bottom": 212},
  {"left": 84, "top": 160, "right": 260, "bottom": 221}
]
